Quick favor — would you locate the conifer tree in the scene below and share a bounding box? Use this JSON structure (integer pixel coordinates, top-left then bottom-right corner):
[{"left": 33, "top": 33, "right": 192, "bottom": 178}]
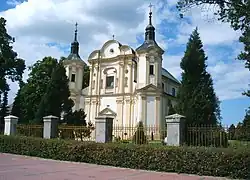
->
[
  {"left": 176, "top": 28, "right": 221, "bottom": 125},
  {"left": 11, "top": 81, "right": 25, "bottom": 121},
  {"left": 35, "top": 61, "right": 73, "bottom": 123},
  {"left": 168, "top": 100, "right": 176, "bottom": 115},
  {"left": 0, "top": 89, "right": 8, "bottom": 124}
]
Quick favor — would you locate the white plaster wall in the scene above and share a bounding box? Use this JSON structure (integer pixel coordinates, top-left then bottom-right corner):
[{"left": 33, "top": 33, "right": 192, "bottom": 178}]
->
[
  {"left": 137, "top": 55, "right": 147, "bottom": 88},
  {"left": 103, "top": 43, "right": 120, "bottom": 58},
  {"left": 146, "top": 96, "right": 155, "bottom": 126},
  {"left": 100, "top": 97, "right": 117, "bottom": 112}
]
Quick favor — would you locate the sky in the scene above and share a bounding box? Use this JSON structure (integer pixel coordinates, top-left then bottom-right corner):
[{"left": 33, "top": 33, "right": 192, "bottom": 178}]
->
[{"left": 0, "top": 0, "right": 249, "bottom": 125}]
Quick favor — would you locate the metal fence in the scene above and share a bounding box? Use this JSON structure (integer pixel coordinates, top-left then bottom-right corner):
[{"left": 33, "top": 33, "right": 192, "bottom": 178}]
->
[
  {"left": 16, "top": 124, "right": 43, "bottom": 138},
  {"left": 6, "top": 123, "right": 250, "bottom": 148},
  {"left": 186, "top": 124, "right": 250, "bottom": 148},
  {"left": 112, "top": 125, "right": 164, "bottom": 142},
  {"left": 58, "top": 125, "right": 95, "bottom": 141},
  {"left": 15, "top": 124, "right": 95, "bottom": 141}
]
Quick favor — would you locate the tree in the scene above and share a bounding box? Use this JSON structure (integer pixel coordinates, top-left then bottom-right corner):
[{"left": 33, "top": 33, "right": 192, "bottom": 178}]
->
[
  {"left": 0, "top": 87, "right": 9, "bottom": 124},
  {"left": 11, "top": 81, "right": 25, "bottom": 120},
  {"left": 132, "top": 121, "right": 147, "bottom": 145},
  {"left": 18, "top": 57, "right": 58, "bottom": 123},
  {"left": 63, "top": 109, "right": 87, "bottom": 126},
  {"left": 0, "top": 17, "right": 25, "bottom": 93},
  {"left": 228, "top": 124, "right": 236, "bottom": 140},
  {"left": 177, "top": 0, "right": 250, "bottom": 97},
  {"left": 168, "top": 100, "right": 176, "bottom": 115},
  {"left": 176, "top": 28, "right": 221, "bottom": 125},
  {"left": 240, "top": 108, "right": 250, "bottom": 141},
  {"left": 35, "top": 60, "right": 73, "bottom": 123},
  {"left": 82, "top": 66, "right": 90, "bottom": 89}
]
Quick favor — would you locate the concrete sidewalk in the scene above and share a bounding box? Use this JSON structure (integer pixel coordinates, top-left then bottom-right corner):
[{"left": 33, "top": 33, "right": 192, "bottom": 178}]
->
[{"left": 0, "top": 153, "right": 229, "bottom": 180}]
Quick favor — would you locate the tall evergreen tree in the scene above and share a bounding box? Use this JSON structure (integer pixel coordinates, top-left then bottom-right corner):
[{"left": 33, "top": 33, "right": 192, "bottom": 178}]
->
[
  {"left": 176, "top": 28, "right": 220, "bottom": 125},
  {"left": 35, "top": 61, "right": 73, "bottom": 123},
  {"left": 11, "top": 81, "right": 25, "bottom": 121},
  {"left": 177, "top": 0, "right": 250, "bottom": 97},
  {"left": 168, "top": 100, "right": 176, "bottom": 115},
  {"left": 0, "top": 88, "right": 8, "bottom": 124}
]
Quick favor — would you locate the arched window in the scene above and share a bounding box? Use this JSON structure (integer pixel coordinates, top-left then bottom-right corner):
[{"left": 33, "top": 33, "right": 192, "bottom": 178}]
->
[{"left": 172, "top": 88, "right": 176, "bottom": 96}]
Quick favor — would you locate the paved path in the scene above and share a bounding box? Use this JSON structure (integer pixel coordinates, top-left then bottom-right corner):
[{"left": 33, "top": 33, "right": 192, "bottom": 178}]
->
[{"left": 0, "top": 153, "right": 229, "bottom": 180}]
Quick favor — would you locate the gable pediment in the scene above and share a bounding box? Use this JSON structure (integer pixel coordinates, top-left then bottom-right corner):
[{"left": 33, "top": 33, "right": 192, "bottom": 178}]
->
[
  {"left": 136, "top": 84, "right": 161, "bottom": 93},
  {"left": 98, "top": 107, "right": 117, "bottom": 117}
]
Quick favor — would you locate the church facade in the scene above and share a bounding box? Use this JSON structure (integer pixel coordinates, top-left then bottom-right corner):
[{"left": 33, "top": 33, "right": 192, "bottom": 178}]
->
[{"left": 63, "top": 10, "right": 180, "bottom": 130}]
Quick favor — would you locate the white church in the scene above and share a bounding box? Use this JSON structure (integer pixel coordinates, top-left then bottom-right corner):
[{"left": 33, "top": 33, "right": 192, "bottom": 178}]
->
[{"left": 63, "top": 9, "right": 180, "bottom": 130}]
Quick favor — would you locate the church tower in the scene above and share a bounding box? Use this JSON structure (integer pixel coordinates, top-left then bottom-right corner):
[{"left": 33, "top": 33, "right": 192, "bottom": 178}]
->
[
  {"left": 63, "top": 23, "right": 87, "bottom": 111},
  {"left": 136, "top": 4, "right": 164, "bottom": 89}
]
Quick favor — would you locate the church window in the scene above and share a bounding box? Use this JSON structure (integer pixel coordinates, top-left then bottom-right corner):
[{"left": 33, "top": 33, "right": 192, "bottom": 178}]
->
[
  {"left": 172, "top": 88, "right": 176, "bottom": 96},
  {"left": 149, "top": 64, "right": 154, "bottom": 75},
  {"left": 106, "top": 76, "right": 114, "bottom": 89},
  {"left": 71, "top": 74, "right": 76, "bottom": 82},
  {"left": 92, "top": 80, "right": 95, "bottom": 89},
  {"left": 133, "top": 60, "right": 137, "bottom": 83},
  {"left": 125, "top": 77, "right": 128, "bottom": 87},
  {"left": 162, "top": 83, "right": 165, "bottom": 91}
]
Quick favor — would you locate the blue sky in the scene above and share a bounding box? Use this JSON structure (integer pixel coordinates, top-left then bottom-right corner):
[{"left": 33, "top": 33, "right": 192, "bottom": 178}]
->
[{"left": 0, "top": 0, "right": 249, "bottom": 125}]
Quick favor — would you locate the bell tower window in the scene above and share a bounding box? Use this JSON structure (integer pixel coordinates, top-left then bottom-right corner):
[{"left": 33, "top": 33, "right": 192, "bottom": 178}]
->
[
  {"left": 71, "top": 74, "right": 76, "bottom": 82},
  {"left": 149, "top": 64, "right": 154, "bottom": 75}
]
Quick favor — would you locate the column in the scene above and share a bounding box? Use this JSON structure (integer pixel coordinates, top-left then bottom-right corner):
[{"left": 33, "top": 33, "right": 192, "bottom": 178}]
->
[
  {"left": 165, "top": 114, "right": 186, "bottom": 146},
  {"left": 119, "top": 63, "right": 124, "bottom": 93},
  {"left": 155, "top": 61, "right": 159, "bottom": 87},
  {"left": 141, "top": 96, "right": 147, "bottom": 125},
  {"left": 128, "top": 63, "right": 133, "bottom": 93},
  {"left": 4, "top": 115, "right": 18, "bottom": 136},
  {"left": 88, "top": 66, "right": 93, "bottom": 95},
  {"left": 43, "top": 115, "right": 59, "bottom": 139},
  {"left": 116, "top": 99, "right": 123, "bottom": 126}
]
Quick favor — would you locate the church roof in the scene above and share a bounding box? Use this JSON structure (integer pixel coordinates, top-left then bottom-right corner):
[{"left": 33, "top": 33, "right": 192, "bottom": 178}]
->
[
  {"left": 162, "top": 68, "right": 180, "bottom": 84},
  {"left": 67, "top": 23, "right": 86, "bottom": 65},
  {"left": 136, "top": 5, "right": 164, "bottom": 54}
]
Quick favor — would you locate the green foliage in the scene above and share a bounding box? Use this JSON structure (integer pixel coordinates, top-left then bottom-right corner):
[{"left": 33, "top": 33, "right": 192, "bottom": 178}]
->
[
  {"left": 11, "top": 81, "right": 25, "bottom": 120},
  {"left": 0, "top": 135, "right": 250, "bottom": 179},
  {"left": 176, "top": 28, "right": 220, "bottom": 125},
  {"left": 82, "top": 66, "right": 90, "bottom": 89},
  {"left": 0, "top": 17, "right": 25, "bottom": 93},
  {"left": 177, "top": 0, "right": 250, "bottom": 96},
  {"left": 234, "top": 108, "right": 250, "bottom": 141},
  {"left": 63, "top": 109, "right": 87, "bottom": 126},
  {"left": 228, "top": 124, "right": 236, "bottom": 140},
  {"left": 15, "top": 56, "right": 58, "bottom": 123},
  {"left": 35, "top": 61, "right": 73, "bottom": 123},
  {"left": 132, "top": 121, "right": 147, "bottom": 145},
  {"left": 0, "top": 17, "right": 25, "bottom": 124},
  {"left": 0, "top": 89, "right": 9, "bottom": 124}
]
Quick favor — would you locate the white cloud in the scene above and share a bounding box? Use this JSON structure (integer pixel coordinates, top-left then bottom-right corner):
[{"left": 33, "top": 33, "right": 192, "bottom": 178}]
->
[{"left": 1, "top": 0, "right": 249, "bottom": 104}]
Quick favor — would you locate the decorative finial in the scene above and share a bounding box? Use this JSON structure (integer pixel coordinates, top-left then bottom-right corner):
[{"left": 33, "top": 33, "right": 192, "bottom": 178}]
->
[
  {"left": 148, "top": 3, "right": 154, "bottom": 25},
  {"left": 112, "top": 35, "right": 115, "bottom": 40},
  {"left": 74, "top": 22, "right": 78, "bottom": 41}
]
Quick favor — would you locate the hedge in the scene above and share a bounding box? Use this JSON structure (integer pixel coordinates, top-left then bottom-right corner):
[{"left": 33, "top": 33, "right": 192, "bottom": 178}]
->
[{"left": 0, "top": 135, "right": 249, "bottom": 179}]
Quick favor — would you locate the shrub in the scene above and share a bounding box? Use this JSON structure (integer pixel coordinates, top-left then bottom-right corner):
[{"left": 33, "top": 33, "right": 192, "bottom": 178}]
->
[
  {"left": 0, "top": 135, "right": 250, "bottom": 179},
  {"left": 132, "top": 121, "right": 147, "bottom": 145}
]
